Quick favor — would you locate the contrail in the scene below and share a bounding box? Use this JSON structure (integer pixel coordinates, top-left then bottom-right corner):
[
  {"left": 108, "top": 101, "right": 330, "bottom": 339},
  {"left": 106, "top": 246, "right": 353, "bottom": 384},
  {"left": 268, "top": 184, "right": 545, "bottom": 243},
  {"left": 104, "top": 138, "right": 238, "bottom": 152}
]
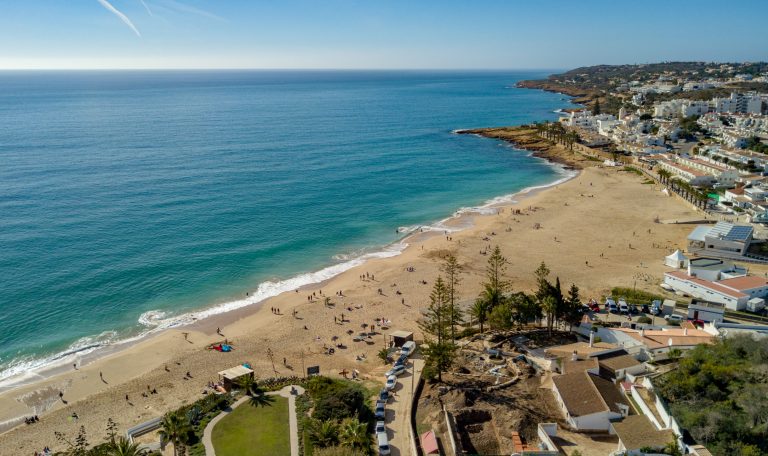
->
[
  {"left": 139, "top": 0, "right": 153, "bottom": 16},
  {"left": 96, "top": 0, "right": 142, "bottom": 37},
  {"left": 161, "top": 0, "right": 226, "bottom": 22}
]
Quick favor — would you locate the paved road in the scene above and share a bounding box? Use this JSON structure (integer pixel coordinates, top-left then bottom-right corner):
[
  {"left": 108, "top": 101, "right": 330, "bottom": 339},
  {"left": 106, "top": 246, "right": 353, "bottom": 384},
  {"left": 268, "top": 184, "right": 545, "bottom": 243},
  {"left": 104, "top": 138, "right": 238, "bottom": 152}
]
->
[
  {"left": 202, "top": 384, "right": 305, "bottom": 456},
  {"left": 387, "top": 358, "right": 424, "bottom": 456}
]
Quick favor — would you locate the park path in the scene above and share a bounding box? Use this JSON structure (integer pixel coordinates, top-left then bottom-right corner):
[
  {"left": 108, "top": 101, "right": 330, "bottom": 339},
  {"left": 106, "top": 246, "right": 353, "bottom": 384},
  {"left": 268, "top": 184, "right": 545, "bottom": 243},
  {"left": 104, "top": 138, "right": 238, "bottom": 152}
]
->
[{"left": 202, "top": 384, "right": 305, "bottom": 456}]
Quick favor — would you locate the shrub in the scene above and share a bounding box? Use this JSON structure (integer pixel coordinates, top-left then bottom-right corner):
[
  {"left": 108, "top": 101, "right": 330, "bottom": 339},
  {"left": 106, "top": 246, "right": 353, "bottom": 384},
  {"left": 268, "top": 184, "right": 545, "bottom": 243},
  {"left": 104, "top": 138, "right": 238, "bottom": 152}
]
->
[
  {"left": 314, "top": 388, "right": 366, "bottom": 422},
  {"left": 637, "top": 316, "right": 652, "bottom": 324}
]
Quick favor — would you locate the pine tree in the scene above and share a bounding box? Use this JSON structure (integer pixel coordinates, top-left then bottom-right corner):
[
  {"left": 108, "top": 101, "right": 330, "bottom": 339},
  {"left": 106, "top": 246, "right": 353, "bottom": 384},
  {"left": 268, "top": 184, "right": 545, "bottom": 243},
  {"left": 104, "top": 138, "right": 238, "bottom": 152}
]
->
[
  {"left": 441, "top": 254, "right": 464, "bottom": 342},
  {"left": 419, "top": 277, "right": 457, "bottom": 382},
  {"left": 593, "top": 98, "right": 601, "bottom": 115},
  {"left": 485, "top": 246, "right": 510, "bottom": 305},
  {"left": 564, "top": 283, "right": 582, "bottom": 331}
]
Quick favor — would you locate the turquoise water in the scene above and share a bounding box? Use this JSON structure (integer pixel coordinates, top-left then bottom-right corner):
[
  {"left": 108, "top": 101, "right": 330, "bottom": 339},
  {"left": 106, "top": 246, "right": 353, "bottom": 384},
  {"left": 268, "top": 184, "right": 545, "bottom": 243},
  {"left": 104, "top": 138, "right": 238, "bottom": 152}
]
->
[{"left": 0, "top": 70, "right": 569, "bottom": 380}]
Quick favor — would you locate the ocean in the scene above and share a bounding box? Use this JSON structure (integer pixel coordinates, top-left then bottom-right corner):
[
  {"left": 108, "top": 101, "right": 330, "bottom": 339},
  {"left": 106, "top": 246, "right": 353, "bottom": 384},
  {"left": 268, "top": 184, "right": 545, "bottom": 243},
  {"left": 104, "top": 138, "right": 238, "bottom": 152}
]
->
[{"left": 0, "top": 70, "right": 569, "bottom": 383}]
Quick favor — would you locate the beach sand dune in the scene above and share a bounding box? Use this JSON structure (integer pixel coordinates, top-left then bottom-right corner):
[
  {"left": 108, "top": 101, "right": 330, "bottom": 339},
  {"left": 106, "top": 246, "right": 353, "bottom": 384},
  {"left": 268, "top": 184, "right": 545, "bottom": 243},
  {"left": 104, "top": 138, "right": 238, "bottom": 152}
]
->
[{"left": 1, "top": 164, "right": 755, "bottom": 453}]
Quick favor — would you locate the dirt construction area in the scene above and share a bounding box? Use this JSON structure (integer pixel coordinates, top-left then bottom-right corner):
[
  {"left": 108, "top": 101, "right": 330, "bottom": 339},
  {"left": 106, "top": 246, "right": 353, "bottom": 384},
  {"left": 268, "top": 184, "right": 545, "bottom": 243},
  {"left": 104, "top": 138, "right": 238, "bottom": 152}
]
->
[{"left": 414, "top": 330, "right": 572, "bottom": 455}]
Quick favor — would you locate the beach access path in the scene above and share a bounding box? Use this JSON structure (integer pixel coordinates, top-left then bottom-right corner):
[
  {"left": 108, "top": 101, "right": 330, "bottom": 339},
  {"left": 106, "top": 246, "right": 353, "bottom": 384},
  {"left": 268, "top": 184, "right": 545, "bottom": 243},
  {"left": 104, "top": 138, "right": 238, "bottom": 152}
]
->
[
  {"left": 388, "top": 358, "right": 424, "bottom": 456},
  {"left": 202, "top": 384, "right": 305, "bottom": 456}
]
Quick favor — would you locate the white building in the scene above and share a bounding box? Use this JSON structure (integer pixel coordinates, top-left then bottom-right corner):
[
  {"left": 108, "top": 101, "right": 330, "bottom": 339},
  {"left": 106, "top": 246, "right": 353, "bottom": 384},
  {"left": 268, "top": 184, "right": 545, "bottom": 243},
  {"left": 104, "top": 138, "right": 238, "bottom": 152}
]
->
[
  {"left": 551, "top": 371, "right": 629, "bottom": 431},
  {"left": 687, "top": 221, "right": 754, "bottom": 257},
  {"left": 685, "top": 257, "right": 747, "bottom": 281},
  {"left": 714, "top": 93, "right": 763, "bottom": 115},
  {"left": 663, "top": 270, "right": 768, "bottom": 311}
]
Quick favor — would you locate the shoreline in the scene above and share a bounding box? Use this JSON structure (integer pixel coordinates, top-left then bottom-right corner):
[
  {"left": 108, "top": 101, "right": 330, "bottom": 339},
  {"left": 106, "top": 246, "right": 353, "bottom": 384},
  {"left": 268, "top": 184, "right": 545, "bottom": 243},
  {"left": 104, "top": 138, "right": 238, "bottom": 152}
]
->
[
  {"left": 0, "top": 140, "right": 574, "bottom": 401},
  {"left": 1, "top": 139, "right": 712, "bottom": 452}
]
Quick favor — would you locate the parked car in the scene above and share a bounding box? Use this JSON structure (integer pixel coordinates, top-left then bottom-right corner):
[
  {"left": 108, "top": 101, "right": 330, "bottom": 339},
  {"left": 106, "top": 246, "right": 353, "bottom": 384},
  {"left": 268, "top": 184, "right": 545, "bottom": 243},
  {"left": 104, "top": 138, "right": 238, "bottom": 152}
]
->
[
  {"left": 394, "top": 354, "right": 408, "bottom": 367},
  {"left": 641, "top": 304, "right": 650, "bottom": 314},
  {"left": 377, "top": 431, "right": 391, "bottom": 455},
  {"left": 618, "top": 299, "right": 629, "bottom": 314},
  {"left": 665, "top": 314, "right": 683, "bottom": 323},
  {"left": 385, "top": 375, "right": 397, "bottom": 390},
  {"left": 628, "top": 303, "right": 639, "bottom": 315},
  {"left": 400, "top": 341, "right": 416, "bottom": 357},
  {"left": 588, "top": 300, "right": 601, "bottom": 312},
  {"left": 651, "top": 300, "right": 662, "bottom": 316},
  {"left": 385, "top": 365, "right": 406, "bottom": 377},
  {"left": 689, "top": 318, "right": 705, "bottom": 327},
  {"left": 605, "top": 297, "right": 616, "bottom": 312},
  {"left": 375, "top": 401, "right": 386, "bottom": 420},
  {"left": 375, "top": 420, "right": 386, "bottom": 434},
  {"left": 378, "top": 388, "right": 389, "bottom": 403}
]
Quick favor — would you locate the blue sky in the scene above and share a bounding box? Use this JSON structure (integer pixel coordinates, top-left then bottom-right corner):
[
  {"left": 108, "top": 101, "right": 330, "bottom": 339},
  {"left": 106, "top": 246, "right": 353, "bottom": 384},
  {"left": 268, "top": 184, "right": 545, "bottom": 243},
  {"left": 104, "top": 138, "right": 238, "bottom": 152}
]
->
[{"left": 1, "top": 0, "right": 766, "bottom": 69}]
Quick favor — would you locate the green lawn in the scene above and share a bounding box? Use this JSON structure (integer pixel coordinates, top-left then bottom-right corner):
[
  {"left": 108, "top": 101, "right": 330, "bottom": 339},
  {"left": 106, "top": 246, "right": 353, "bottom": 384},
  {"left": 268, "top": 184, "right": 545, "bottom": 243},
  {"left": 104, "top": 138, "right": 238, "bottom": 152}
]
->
[{"left": 211, "top": 395, "right": 290, "bottom": 456}]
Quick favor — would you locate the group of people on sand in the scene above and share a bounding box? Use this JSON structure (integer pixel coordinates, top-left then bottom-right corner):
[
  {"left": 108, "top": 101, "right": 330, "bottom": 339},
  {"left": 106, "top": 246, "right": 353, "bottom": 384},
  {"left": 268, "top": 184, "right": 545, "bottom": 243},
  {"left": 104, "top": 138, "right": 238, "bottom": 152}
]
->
[
  {"left": 360, "top": 272, "right": 375, "bottom": 281},
  {"left": 33, "top": 447, "right": 51, "bottom": 456},
  {"left": 24, "top": 415, "right": 39, "bottom": 425}
]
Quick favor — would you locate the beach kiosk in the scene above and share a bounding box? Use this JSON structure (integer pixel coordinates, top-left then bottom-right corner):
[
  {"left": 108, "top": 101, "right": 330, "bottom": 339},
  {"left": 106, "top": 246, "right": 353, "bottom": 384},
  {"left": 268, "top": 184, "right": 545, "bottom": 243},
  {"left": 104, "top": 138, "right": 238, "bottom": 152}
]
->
[
  {"left": 387, "top": 330, "right": 413, "bottom": 348},
  {"left": 217, "top": 365, "right": 254, "bottom": 392}
]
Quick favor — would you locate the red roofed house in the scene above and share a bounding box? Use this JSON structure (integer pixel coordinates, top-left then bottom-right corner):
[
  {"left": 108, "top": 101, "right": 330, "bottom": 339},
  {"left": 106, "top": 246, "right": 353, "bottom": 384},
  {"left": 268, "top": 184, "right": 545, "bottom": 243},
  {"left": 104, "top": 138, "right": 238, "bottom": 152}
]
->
[
  {"left": 552, "top": 371, "right": 630, "bottom": 431},
  {"left": 664, "top": 270, "right": 768, "bottom": 310}
]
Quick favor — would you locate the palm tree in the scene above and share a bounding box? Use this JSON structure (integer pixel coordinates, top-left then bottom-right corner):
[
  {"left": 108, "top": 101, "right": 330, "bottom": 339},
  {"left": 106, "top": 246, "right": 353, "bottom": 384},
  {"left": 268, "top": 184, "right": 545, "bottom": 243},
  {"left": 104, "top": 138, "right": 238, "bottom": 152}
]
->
[
  {"left": 237, "top": 374, "right": 257, "bottom": 396},
  {"left": 107, "top": 436, "right": 148, "bottom": 456},
  {"left": 339, "top": 418, "right": 371, "bottom": 454},
  {"left": 308, "top": 419, "right": 340, "bottom": 448},
  {"left": 657, "top": 169, "right": 671, "bottom": 185},
  {"left": 377, "top": 348, "right": 390, "bottom": 365},
  {"left": 470, "top": 300, "right": 488, "bottom": 333},
  {"left": 158, "top": 412, "right": 190, "bottom": 456},
  {"left": 541, "top": 295, "right": 558, "bottom": 336}
]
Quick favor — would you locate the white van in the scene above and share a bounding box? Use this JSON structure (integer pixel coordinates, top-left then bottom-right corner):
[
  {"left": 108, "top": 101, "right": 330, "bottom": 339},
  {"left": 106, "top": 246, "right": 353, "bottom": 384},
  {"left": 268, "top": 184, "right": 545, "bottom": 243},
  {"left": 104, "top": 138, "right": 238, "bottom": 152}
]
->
[
  {"left": 377, "top": 431, "right": 391, "bottom": 455},
  {"left": 400, "top": 341, "right": 416, "bottom": 357}
]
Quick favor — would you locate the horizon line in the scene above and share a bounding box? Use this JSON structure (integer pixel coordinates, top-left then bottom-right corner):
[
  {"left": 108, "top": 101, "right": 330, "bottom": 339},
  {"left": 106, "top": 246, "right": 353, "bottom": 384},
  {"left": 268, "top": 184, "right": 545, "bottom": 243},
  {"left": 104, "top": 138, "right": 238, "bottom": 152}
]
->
[{"left": 0, "top": 67, "right": 566, "bottom": 72}]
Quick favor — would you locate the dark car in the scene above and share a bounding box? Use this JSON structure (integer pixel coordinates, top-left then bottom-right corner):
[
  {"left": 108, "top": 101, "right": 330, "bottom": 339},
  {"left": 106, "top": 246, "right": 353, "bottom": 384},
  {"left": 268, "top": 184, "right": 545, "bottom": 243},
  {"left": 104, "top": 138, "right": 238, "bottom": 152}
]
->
[
  {"left": 379, "top": 389, "right": 389, "bottom": 403},
  {"left": 641, "top": 304, "right": 650, "bottom": 314},
  {"left": 375, "top": 401, "right": 386, "bottom": 420}
]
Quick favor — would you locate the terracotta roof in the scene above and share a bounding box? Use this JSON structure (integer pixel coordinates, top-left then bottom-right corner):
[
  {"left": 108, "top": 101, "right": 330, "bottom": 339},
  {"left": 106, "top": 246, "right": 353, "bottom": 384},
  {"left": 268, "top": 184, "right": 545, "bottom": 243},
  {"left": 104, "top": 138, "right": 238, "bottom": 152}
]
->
[
  {"left": 598, "top": 354, "right": 643, "bottom": 372},
  {"left": 612, "top": 415, "right": 675, "bottom": 450},
  {"left": 664, "top": 271, "right": 748, "bottom": 298},
  {"left": 717, "top": 275, "right": 768, "bottom": 291},
  {"left": 562, "top": 357, "right": 599, "bottom": 374},
  {"left": 553, "top": 371, "right": 628, "bottom": 417},
  {"left": 611, "top": 327, "right": 715, "bottom": 349},
  {"left": 546, "top": 341, "right": 617, "bottom": 358}
]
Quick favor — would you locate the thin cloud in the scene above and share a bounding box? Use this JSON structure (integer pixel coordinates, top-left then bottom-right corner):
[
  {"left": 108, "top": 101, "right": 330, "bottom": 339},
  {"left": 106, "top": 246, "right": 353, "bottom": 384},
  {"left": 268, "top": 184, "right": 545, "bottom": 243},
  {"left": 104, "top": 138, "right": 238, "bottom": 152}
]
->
[
  {"left": 139, "top": 0, "right": 153, "bottom": 16},
  {"left": 96, "top": 0, "right": 142, "bottom": 37},
  {"left": 159, "top": 0, "right": 226, "bottom": 22}
]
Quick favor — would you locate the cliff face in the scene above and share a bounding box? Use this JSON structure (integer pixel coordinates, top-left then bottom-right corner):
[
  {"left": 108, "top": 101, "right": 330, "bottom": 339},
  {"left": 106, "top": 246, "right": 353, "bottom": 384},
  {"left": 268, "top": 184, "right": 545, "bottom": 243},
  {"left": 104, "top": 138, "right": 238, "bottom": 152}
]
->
[
  {"left": 516, "top": 79, "right": 599, "bottom": 106},
  {"left": 456, "top": 126, "right": 596, "bottom": 170}
]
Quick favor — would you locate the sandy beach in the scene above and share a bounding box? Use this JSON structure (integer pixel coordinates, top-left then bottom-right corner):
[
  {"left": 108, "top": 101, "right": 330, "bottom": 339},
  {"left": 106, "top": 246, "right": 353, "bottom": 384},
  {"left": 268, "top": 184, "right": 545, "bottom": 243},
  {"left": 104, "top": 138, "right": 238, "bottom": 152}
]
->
[{"left": 0, "top": 137, "right": 749, "bottom": 453}]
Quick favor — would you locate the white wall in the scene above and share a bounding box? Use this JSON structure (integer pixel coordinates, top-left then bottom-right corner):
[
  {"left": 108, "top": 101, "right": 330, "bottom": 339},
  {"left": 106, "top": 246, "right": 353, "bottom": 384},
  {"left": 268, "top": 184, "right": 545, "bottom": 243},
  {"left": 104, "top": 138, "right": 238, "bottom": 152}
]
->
[
  {"left": 572, "top": 411, "right": 623, "bottom": 431},
  {"left": 664, "top": 273, "right": 747, "bottom": 310}
]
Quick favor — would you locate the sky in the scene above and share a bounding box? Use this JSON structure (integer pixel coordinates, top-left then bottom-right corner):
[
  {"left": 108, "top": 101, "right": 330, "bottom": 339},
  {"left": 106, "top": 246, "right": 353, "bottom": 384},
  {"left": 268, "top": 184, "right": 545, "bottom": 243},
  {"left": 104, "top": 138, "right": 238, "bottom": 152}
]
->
[{"left": 0, "top": 0, "right": 766, "bottom": 70}]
